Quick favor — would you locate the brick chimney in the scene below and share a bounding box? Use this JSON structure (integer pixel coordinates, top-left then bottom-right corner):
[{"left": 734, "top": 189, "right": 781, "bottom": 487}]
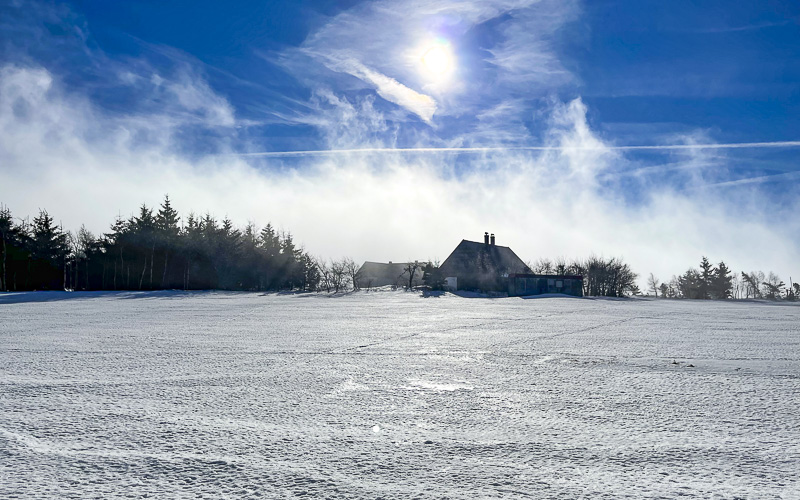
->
[
  {"left": 490, "top": 233, "right": 495, "bottom": 245},
  {"left": 484, "top": 232, "right": 489, "bottom": 245}
]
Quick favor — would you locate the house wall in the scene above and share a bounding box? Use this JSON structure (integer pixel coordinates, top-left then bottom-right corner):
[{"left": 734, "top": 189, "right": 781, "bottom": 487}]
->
[{"left": 508, "top": 275, "right": 584, "bottom": 297}]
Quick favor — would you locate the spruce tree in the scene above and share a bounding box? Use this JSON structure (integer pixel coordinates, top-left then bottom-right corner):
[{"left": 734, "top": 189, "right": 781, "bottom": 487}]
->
[
  {"left": 699, "top": 256, "right": 713, "bottom": 299},
  {"left": 713, "top": 261, "right": 733, "bottom": 299}
]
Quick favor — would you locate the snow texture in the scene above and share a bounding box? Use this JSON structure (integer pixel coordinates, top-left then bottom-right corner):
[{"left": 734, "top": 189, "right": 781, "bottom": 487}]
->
[{"left": 1, "top": 291, "right": 799, "bottom": 498}]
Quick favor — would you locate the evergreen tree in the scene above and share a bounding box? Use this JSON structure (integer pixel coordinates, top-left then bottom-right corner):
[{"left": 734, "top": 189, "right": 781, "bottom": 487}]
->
[
  {"left": 155, "top": 195, "right": 181, "bottom": 288},
  {"left": 699, "top": 256, "right": 714, "bottom": 299},
  {"left": 0, "top": 205, "right": 13, "bottom": 291},
  {"left": 30, "top": 210, "right": 69, "bottom": 289},
  {"left": 678, "top": 268, "right": 701, "bottom": 299},
  {"left": 712, "top": 261, "right": 733, "bottom": 299}
]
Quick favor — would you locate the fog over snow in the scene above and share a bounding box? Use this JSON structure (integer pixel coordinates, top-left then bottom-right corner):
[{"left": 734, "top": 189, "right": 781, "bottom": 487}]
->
[{"left": 1, "top": 1, "right": 799, "bottom": 285}]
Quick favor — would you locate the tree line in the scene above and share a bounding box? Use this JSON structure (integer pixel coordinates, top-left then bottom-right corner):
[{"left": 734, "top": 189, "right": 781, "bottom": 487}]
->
[
  {"left": 0, "top": 197, "right": 323, "bottom": 292},
  {"left": 2, "top": 199, "right": 795, "bottom": 300},
  {"left": 646, "top": 257, "right": 799, "bottom": 301},
  {"left": 523, "top": 256, "right": 640, "bottom": 297}
]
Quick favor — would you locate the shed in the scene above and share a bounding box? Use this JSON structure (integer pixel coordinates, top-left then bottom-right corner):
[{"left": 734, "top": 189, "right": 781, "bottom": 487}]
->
[{"left": 508, "top": 273, "right": 584, "bottom": 297}]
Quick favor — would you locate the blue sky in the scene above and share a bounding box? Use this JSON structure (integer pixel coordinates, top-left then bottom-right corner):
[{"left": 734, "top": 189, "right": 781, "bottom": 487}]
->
[{"left": 1, "top": 0, "right": 798, "bottom": 282}]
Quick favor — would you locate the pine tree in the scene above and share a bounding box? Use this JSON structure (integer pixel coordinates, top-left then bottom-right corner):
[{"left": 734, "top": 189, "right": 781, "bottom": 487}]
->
[
  {"left": 0, "top": 205, "right": 12, "bottom": 291},
  {"left": 699, "top": 256, "right": 713, "bottom": 299},
  {"left": 156, "top": 195, "right": 180, "bottom": 288},
  {"left": 713, "top": 261, "right": 733, "bottom": 299},
  {"left": 30, "top": 210, "right": 69, "bottom": 289}
]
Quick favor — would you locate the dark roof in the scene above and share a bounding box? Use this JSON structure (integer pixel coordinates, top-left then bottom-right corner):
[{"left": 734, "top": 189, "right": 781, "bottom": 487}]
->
[
  {"left": 439, "top": 240, "right": 529, "bottom": 278},
  {"left": 509, "top": 273, "right": 584, "bottom": 280},
  {"left": 357, "top": 261, "right": 424, "bottom": 287}
]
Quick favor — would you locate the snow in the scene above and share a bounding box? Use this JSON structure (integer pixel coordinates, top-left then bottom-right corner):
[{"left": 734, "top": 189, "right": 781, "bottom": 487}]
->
[{"left": 1, "top": 291, "right": 799, "bottom": 498}]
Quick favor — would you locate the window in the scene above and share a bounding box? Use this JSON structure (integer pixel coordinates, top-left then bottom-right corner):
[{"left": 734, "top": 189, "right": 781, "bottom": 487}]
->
[{"left": 556, "top": 280, "right": 563, "bottom": 288}]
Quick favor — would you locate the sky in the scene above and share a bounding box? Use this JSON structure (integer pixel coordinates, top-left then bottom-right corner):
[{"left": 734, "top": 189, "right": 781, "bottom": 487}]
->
[{"left": 1, "top": 0, "right": 799, "bottom": 286}]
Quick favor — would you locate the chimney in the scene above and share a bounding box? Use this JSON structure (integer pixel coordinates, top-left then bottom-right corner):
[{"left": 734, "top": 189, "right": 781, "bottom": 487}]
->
[
  {"left": 490, "top": 233, "right": 495, "bottom": 246},
  {"left": 484, "top": 232, "right": 489, "bottom": 245}
]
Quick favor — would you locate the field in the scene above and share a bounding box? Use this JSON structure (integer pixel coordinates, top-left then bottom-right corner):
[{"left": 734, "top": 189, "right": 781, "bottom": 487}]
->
[{"left": 1, "top": 291, "right": 798, "bottom": 499}]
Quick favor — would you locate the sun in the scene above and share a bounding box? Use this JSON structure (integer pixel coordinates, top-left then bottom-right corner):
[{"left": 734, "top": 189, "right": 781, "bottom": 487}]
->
[
  {"left": 422, "top": 45, "right": 452, "bottom": 75},
  {"left": 418, "top": 40, "right": 454, "bottom": 80}
]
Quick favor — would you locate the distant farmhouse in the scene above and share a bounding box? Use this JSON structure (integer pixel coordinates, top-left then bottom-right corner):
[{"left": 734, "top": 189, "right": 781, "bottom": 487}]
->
[
  {"left": 439, "top": 232, "right": 583, "bottom": 297},
  {"left": 359, "top": 232, "right": 583, "bottom": 297},
  {"left": 439, "top": 233, "right": 529, "bottom": 292},
  {"left": 357, "top": 261, "right": 425, "bottom": 289}
]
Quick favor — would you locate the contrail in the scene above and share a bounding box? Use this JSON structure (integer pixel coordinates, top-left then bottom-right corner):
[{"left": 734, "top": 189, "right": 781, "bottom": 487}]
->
[{"left": 234, "top": 141, "right": 800, "bottom": 158}]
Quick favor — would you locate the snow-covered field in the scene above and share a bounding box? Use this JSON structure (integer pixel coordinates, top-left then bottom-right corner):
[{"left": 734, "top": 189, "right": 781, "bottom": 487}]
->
[{"left": 1, "top": 291, "right": 798, "bottom": 499}]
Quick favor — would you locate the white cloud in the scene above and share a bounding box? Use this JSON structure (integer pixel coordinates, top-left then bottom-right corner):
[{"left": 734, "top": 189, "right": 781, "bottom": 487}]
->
[
  {"left": 1, "top": 64, "right": 798, "bottom": 290},
  {"left": 329, "top": 58, "right": 437, "bottom": 123}
]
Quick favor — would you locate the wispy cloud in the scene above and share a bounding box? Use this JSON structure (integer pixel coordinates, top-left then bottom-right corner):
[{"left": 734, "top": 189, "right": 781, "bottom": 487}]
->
[
  {"left": 232, "top": 140, "right": 800, "bottom": 157},
  {"left": 273, "top": 0, "right": 578, "bottom": 134},
  {"left": 318, "top": 56, "right": 437, "bottom": 123}
]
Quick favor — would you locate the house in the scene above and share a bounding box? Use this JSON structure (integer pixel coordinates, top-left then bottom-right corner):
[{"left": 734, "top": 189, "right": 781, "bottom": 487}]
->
[
  {"left": 357, "top": 261, "right": 425, "bottom": 288},
  {"left": 507, "top": 273, "right": 584, "bottom": 297},
  {"left": 438, "top": 233, "right": 530, "bottom": 292}
]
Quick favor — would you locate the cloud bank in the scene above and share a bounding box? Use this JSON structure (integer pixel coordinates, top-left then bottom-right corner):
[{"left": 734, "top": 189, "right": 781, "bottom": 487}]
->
[
  {"left": 1, "top": 0, "right": 798, "bottom": 289},
  {"left": 1, "top": 62, "right": 798, "bottom": 287}
]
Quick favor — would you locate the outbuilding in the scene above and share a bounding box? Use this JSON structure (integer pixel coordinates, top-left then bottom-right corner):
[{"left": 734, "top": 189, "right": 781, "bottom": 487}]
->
[{"left": 507, "top": 273, "right": 584, "bottom": 297}]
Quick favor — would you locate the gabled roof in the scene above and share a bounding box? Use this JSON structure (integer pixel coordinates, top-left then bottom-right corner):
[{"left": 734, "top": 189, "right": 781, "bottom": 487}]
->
[{"left": 439, "top": 240, "right": 529, "bottom": 278}]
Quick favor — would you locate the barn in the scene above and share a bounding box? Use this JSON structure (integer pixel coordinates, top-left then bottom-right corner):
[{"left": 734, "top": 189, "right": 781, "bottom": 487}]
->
[
  {"left": 438, "top": 233, "right": 529, "bottom": 292},
  {"left": 357, "top": 261, "right": 424, "bottom": 288}
]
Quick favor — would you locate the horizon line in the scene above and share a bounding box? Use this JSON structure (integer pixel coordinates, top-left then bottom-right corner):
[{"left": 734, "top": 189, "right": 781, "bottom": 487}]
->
[{"left": 232, "top": 140, "right": 800, "bottom": 158}]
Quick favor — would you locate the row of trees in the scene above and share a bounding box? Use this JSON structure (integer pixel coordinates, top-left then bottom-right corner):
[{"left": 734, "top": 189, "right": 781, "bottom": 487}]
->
[
  {"left": 646, "top": 257, "right": 799, "bottom": 301},
  {"left": 3, "top": 200, "right": 793, "bottom": 300},
  {"left": 0, "top": 198, "right": 323, "bottom": 292},
  {"left": 524, "top": 256, "right": 639, "bottom": 297}
]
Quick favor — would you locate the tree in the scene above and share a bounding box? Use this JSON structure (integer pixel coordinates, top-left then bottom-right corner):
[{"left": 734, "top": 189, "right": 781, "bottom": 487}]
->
[
  {"left": 330, "top": 258, "right": 348, "bottom": 293},
  {"left": 0, "top": 205, "right": 13, "bottom": 291},
  {"left": 316, "top": 258, "right": 332, "bottom": 293},
  {"left": 343, "top": 258, "right": 362, "bottom": 291},
  {"left": 659, "top": 282, "right": 668, "bottom": 298},
  {"left": 647, "top": 273, "right": 660, "bottom": 297},
  {"left": 678, "top": 268, "right": 701, "bottom": 299},
  {"left": 133, "top": 205, "right": 156, "bottom": 289},
  {"left": 403, "top": 260, "right": 421, "bottom": 290},
  {"left": 741, "top": 272, "right": 761, "bottom": 299},
  {"left": 422, "top": 261, "right": 445, "bottom": 290},
  {"left": 530, "top": 258, "right": 554, "bottom": 274},
  {"left": 155, "top": 195, "right": 181, "bottom": 288},
  {"left": 712, "top": 261, "right": 733, "bottom": 299},
  {"left": 789, "top": 281, "right": 800, "bottom": 301},
  {"left": 30, "top": 209, "right": 69, "bottom": 289},
  {"left": 698, "top": 256, "right": 713, "bottom": 299},
  {"left": 761, "top": 272, "right": 784, "bottom": 300}
]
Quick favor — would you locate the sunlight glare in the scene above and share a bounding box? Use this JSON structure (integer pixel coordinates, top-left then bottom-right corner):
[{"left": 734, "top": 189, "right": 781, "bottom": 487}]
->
[{"left": 421, "top": 43, "right": 453, "bottom": 78}]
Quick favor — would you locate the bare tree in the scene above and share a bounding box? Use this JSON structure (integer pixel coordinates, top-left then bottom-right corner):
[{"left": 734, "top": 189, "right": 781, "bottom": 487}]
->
[
  {"left": 316, "top": 258, "right": 332, "bottom": 293},
  {"left": 330, "top": 258, "right": 348, "bottom": 293},
  {"left": 343, "top": 258, "right": 362, "bottom": 291},
  {"left": 647, "top": 273, "right": 660, "bottom": 297},
  {"left": 404, "top": 260, "right": 421, "bottom": 290},
  {"left": 530, "top": 258, "right": 554, "bottom": 274},
  {"left": 554, "top": 256, "right": 567, "bottom": 276}
]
